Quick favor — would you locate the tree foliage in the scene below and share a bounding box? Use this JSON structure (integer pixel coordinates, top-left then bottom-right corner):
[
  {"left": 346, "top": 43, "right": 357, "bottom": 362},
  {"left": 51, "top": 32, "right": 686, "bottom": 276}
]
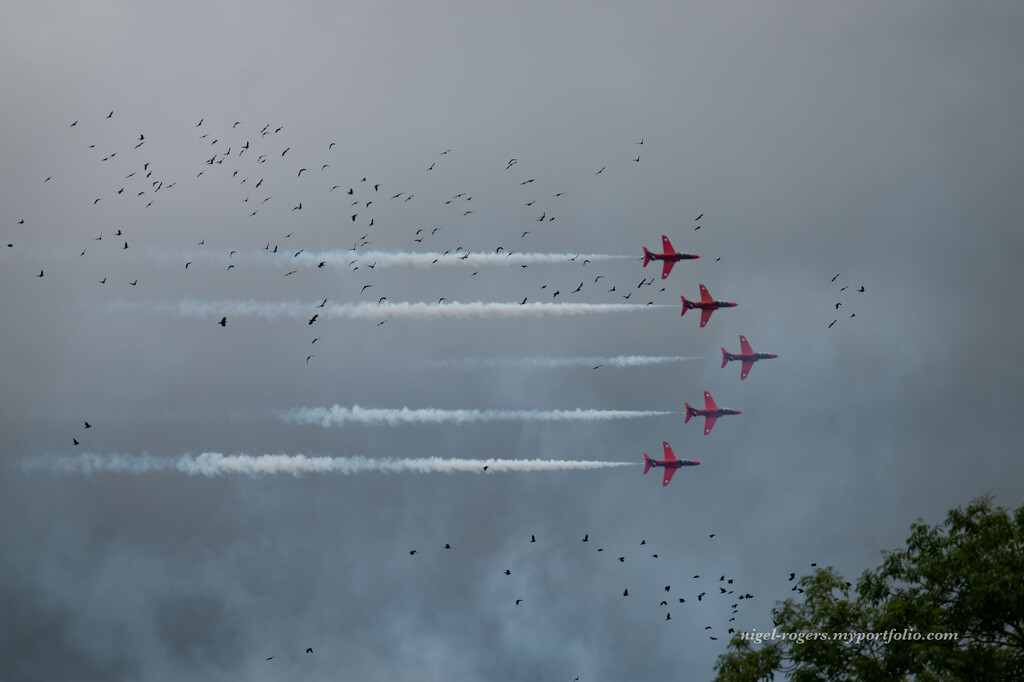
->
[{"left": 713, "top": 496, "right": 1024, "bottom": 681}]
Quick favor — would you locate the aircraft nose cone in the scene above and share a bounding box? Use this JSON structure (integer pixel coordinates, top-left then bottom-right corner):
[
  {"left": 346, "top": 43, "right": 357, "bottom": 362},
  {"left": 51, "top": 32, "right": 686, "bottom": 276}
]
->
[{"left": 694, "top": 460, "right": 701, "bottom": 465}]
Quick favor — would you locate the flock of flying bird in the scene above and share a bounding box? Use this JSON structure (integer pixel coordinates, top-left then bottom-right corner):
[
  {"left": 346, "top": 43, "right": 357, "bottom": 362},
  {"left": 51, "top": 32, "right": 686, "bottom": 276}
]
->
[{"left": 8, "top": 110, "right": 866, "bottom": 667}]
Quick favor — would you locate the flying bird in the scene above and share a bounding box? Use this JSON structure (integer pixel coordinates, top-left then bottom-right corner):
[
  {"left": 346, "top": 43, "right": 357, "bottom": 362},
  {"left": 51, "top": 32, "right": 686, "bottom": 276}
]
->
[{"left": 218, "top": 317, "right": 227, "bottom": 327}]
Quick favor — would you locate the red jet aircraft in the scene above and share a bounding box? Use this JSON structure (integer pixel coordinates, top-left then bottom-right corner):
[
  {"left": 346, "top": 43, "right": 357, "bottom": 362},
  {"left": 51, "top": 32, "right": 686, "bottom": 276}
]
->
[
  {"left": 680, "top": 284, "right": 737, "bottom": 327},
  {"left": 642, "top": 236, "right": 699, "bottom": 279},
  {"left": 643, "top": 441, "right": 701, "bottom": 487},
  {"left": 685, "top": 391, "right": 741, "bottom": 435},
  {"left": 721, "top": 335, "right": 778, "bottom": 380}
]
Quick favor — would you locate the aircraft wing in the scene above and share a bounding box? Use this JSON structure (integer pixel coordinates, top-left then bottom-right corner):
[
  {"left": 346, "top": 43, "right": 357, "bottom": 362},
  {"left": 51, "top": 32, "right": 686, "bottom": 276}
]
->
[
  {"left": 703, "top": 415, "right": 719, "bottom": 436},
  {"left": 703, "top": 391, "right": 717, "bottom": 410},
  {"left": 661, "top": 259, "right": 675, "bottom": 279},
  {"left": 662, "top": 441, "right": 676, "bottom": 461},
  {"left": 740, "top": 359, "right": 755, "bottom": 380},
  {"left": 699, "top": 284, "right": 713, "bottom": 303},
  {"left": 661, "top": 235, "right": 676, "bottom": 254},
  {"left": 739, "top": 335, "right": 753, "bottom": 355},
  {"left": 699, "top": 308, "right": 714, "bottom": 327},
  {"left": 662, "top": 466, "right": 677, "bottom": 487}
]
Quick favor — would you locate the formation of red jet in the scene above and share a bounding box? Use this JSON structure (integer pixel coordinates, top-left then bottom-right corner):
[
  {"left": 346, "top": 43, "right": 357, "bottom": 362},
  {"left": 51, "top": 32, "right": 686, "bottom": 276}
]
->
[
  {"left": 643, "top": 441, "right": 700, "bottom": 487},
  {"left": 642, "top": 235, "right": 699, "bottom": 279},
  {"left": 640, "top": 234, "right": 777, "bottom": 486},
  {"left": 685, "top": 391, "right": 741, "bottom": 436},
  {"left": 680, "top": 284, "right": 737, "bottom": 328},
  {"left": 721, "top": 335, "right": 777, "bottom": 380}
]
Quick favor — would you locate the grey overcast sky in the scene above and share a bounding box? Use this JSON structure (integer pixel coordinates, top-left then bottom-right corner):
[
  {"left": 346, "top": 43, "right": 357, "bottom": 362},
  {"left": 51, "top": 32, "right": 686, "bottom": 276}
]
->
[{"left": 2, "top": 1, "right": 1023, "bottom": 680}]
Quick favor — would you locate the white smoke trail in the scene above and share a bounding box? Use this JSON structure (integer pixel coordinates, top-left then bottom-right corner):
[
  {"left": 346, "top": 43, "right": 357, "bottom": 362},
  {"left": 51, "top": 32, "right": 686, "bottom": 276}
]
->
[
  {"left": 20, "top": 452, "right": 635, "bottom": 477},
  {"left": 429, "top": 355, "right": 705, "bottom": 370},
  {"left": 278, "top": 405, "right": 676, "bottom": 427},
  {"left": 109, "top": 299, "right": 672, "bottom": 320},
  {"left": 300, "top": 250, "right": 631, "bottom": 269},
  {"left": 94, "top": 247, "right": 631, "bottom": 270}
]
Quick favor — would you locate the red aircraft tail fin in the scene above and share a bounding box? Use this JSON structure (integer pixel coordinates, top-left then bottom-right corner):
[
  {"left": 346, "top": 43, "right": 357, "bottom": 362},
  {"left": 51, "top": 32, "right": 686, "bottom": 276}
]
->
[
  {"left": 643, "top": 453, "right": 653, "bottom": 475},
  {"left": 721, "top": 348, "right": 729, "bottom": 368},
  {"left": 684, "top": 404, "right": 692, "bottom": 423},
  {"left": 643, "top": 247, "right": 652, "bottom": 268},
  {"left": 680, "top": 295, "right": 689, "bottom": 316}
]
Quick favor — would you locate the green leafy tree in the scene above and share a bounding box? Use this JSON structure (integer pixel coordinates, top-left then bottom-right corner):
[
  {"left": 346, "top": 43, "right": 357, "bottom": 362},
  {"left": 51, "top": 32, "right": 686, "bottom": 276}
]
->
[{"left": 713, "top": 496, "right": 1024, "bottom": 681}]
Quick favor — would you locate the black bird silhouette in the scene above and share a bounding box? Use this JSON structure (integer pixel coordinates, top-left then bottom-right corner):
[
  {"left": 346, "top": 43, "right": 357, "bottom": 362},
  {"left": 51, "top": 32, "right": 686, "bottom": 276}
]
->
[
  {"left": 618, "top": 557, "right": 625, "bottom": 562},
  {"left": 596, "top": 167, "right": 605, "bottom": 174},
  {"left": 530, "top": 535, "right": 536, "bottom": 542},
  {"left": 306, "top": 355, "right": 314, "bottom": 364},
  {"left": 308, "top": 314, "right": 318, "bottom": 326},
  {"left": 409, "top": 550, "right": 417, "bottom": 555},
  {"left": 835, "top": 302, "right": 842, "bottom": 309},
  {"left": 515, "top": 599, "right": 523, "bottom": 605},
  {"left": 37, "top": 270, "right": 44, "bottom": 277},
  {"left": 361, "top": 284, "right": 373, "bottom": 293},
  {"left": 573, "top": 282, "right": 583, "bottom": 293},
  {"left": 696, "top": 213, "right": 703, "bottom": 221},
  {"left": 623, "top": 588, "right": 629, "bottom": 596},
  {"left": 828, "top": 320, "right": 837, "bottom": 328},
  {"left": 218, "top": 317, "right": 227, "bottom": 327},
  {"left": 582, "top": 534, "right": 589, "bottom": 542},
  {"left": 298, "top": 168, "right": 307, "bottom": 177},
  {"left": 858, "top": 286, "right": 865, "bottom": 292},
  {"left": 73, "top": 438, "right": 79, "bottom": 445},
  {"left": 306, "top": 648, "right": 313, "bottom": 653},
  {"left": 831, "top": 273, "right": 840, "bottom": 282},
  {"left": 265, "top": 657, "right": 274, "bottom": 661},
  {"left": 84, "top": 421, "right": 92, "bottom": 429},
  {"left": 504, "top": 569, "right": 511, "bottom": 575}
]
